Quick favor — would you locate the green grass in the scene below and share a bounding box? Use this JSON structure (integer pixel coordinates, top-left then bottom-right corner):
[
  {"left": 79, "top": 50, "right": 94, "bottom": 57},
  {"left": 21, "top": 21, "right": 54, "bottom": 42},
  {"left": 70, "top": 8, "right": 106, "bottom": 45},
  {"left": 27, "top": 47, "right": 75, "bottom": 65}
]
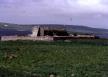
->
[{"left": 0, "top": 40, "right": 108, "bottom": 77}]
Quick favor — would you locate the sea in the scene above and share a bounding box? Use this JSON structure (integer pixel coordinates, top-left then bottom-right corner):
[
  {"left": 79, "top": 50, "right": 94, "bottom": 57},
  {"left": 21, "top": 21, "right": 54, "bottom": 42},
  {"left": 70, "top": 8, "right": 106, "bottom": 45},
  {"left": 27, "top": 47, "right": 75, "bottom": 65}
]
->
[
  {"left": 0, "top": 29, "right": 32, "bottom": 36},
  {"left": 0, "top": 29, "right": 108, "bottom": 39}
]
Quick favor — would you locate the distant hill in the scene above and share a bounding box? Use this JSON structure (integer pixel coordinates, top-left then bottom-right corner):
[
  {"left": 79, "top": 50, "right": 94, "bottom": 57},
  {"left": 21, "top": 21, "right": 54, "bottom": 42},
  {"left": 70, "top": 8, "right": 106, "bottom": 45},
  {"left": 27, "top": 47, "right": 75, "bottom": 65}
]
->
[
  {"left": 66, "top": 25, "right": 108, "bottom": 34},
  {"left": 0, "top": 22, "right": 108, "bottom": 38}
]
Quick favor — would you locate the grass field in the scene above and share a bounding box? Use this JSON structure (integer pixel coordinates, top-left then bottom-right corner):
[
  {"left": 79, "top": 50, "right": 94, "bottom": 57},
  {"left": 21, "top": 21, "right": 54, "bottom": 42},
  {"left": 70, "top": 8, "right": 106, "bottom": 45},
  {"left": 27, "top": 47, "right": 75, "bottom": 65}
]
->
[{"left": 0, "top": 39, "right": 108, "bottom": 77}]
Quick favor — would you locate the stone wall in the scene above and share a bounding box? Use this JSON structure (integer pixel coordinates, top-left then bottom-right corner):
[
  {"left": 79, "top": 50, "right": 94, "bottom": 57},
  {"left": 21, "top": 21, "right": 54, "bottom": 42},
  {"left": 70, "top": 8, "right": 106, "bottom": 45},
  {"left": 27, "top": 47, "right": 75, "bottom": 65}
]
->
[{"left": 1, "top": 36, "right": 53, "bottom": 41}]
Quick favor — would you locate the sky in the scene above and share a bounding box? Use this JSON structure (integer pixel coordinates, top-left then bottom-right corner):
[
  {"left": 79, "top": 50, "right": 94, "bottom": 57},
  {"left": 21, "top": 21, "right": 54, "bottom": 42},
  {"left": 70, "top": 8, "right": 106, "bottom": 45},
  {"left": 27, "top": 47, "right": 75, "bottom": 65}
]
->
[{"left": 0, "top": 0, "right": 108, "bottom": 29}]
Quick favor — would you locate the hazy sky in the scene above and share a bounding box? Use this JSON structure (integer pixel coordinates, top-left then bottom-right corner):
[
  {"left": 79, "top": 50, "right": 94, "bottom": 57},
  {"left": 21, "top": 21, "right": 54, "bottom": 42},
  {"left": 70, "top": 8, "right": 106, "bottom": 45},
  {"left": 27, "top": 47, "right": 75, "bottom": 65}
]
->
[{"left": 0, "top": 0, "right": 108, "bottom": 29}]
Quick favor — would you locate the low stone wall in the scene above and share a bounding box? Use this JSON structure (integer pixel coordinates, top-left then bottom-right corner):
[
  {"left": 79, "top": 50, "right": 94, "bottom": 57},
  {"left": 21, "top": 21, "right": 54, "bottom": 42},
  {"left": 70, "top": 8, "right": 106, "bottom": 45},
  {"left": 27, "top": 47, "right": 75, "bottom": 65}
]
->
[
  {"left": 1, "top": 36, "right": 18, "bottom": 41},
  {"left": 1, "top": 36, "right": 53, "bottom": 41},
  {"left": 0, "top": 35, "right": 97, "bottom": 41}
]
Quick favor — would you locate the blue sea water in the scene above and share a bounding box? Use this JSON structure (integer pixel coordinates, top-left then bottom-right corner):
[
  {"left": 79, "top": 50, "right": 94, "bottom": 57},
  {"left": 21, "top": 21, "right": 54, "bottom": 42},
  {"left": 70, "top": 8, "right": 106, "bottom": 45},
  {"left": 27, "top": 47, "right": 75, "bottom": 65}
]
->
[
  {"left": 0, "top": 29, "right": 31, "bottom": 36},
  {"left": 96, "top": 34, "right": 108, "bottom": 39}
]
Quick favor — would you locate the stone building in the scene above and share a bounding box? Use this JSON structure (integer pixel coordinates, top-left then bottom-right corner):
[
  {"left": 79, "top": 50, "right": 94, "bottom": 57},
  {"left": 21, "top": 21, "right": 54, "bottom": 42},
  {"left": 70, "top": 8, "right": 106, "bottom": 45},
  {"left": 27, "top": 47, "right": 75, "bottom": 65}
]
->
[
  {"left": 31, "top": 26, "right": 39, "bottom": 37},
  {"left": 0, "top": 25, "right": 97, "bottom": 41},
  {"left": 30, "top": 25, "right": 69, "bottom": 37}
]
